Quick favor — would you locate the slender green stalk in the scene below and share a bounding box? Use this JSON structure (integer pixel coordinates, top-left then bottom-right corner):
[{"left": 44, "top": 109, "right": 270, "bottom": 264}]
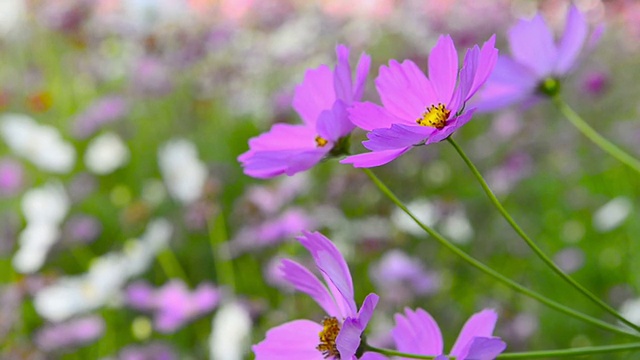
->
[
  {"left": 553, "top": 96, "right": 640, "bottom": 175},
  {"left": 498, "top": 342, "right": 640, "bottom": 358},
  {"left": 157, "top": 249, "right": 189, "bottom": 280},
  {"left": 447, "top": 137, "right": 640, "bottom": 333},
  {"left": 366, "top": 342, "right": 640, "bottom": 359},
  {"left": 365, "top": 345, "right": 437, "bottom": 359},
  {"left": 362, "top": 168, "right": 638, "bottom": 338},
  {"left": 208, "top": 211, "right": 236, "bottom": 291}
]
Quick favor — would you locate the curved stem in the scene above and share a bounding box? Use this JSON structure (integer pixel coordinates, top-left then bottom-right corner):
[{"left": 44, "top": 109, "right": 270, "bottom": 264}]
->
[
  {"left": 362, "top": 168, "right": 638, "bottom": 338},
  {"left": 447, "top": 137, "right": 640, "bottom": 333},
  {"left": 553, "top": 96, "right": 640, "bottom": 175},
  {"left": 497, "top": 342, "right": 640, "bottom": 359},
  {"left": 366, "top": 342, "right": 640, "bottom": 359},
  {"left": 365, "top": 345, "right": 436, "bottom": 359}
]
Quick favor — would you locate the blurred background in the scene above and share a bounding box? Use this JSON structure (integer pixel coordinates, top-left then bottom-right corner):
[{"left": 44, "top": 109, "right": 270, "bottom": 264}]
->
[{"left": 1, "top": 0, "right": 640, "bottom": 359}]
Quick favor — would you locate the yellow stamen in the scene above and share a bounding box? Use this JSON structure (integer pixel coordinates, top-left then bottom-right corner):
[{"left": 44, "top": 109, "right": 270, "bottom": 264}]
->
[
  {"left": 416, "top": 103, "right": 451, "bottom": 129},
  {"left": 315, "top": 136, "right": 329, "bottom": 147},
  {"left": 317, "top": 317, "right": 341, "bottom": 359}
]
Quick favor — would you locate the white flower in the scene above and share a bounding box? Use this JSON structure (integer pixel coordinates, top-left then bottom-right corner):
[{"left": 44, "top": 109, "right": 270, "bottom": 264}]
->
[
  {"left": 0, "top": 0, "right": 27, "bottom": 39},
  {"left": 158, "top": 139, "right": 207, "bottom": 204},
  {"left": 84, "top": 132, "right": 130, "bottom": 175},
  {"left": 33, "top": 219, "right": 172, "bottom": 322},
  {"left": 1, "top": 113, "right": 76, "bottom": 173},
  {"left": 13, "top": 182, "right": 70, "bottom": 273},
  {"left": 440, "top": 209, "right": 474, "bottom": 245},
  {"left": 12, "top": 224, "right": 60, "bottom": 274},
  {"left": 620, "top": 298, "right": 640, "bottom": 327},
  {"left": 21, "top": 182, "right": 69, "bottom": 225},
  {"left": 209, "top": 301, "right": 252, "bottom": 360},
  {"left": 391, "top": 199, "right": 439, "bottom": 237},
  {"left": 593, "top": 197, "right": 632, "bottom": 232}
]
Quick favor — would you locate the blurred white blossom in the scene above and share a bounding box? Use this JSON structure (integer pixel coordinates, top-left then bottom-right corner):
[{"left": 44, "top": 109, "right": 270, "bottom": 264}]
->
[
  {"left": 34, "top": 219, "right": 172, "bottom": 322},
  {"left": 209, "top": 301, "right": 252, "bottom": 360},
  {"left": 13, "top": 182, "right": 70, "bottom": 273},
  {"left": 1, "top": 113, "right": 76, "bottom": 173},
  {"left": 593, "top": 197, "right": 632, "bottom": 232},
  {"left": 158, "top": 139, "right": 207, "bottom": 204},
  {"left": 84, "top": 132, "right": 130, "bottom": 175}
]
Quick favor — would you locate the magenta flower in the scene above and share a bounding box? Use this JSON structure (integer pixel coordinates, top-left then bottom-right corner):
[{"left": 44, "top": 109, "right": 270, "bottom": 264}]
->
[
  {"left": 341, "top": 35, "right": 498, "bottom": 168},
  {"left": 476, "top": 5, "right": 602, "bottom": 111},
  {"left": 391, "top": 308, "right": 506, "bottom": 360},
  {"left": 252, "top": 231, "right": 379, "bottom": 359},
  {"left": 239, "top": 45, "right": 371, "bottom": 178},
  {"left": 125, "top": 280, "right": 220, "bottom": 333}
]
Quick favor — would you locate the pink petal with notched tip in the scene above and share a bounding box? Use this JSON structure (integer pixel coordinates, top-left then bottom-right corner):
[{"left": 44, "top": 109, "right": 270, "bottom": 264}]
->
[
  {"left": 253, "top": 320, "right": 325, "bottom": 360},
  {"left": 340, "top": 147, "right": 412, "bottom": 168}
]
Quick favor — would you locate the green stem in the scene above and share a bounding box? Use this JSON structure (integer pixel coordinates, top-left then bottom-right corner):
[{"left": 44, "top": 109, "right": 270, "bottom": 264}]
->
[
  {"left": 362, "top": 168, "right": 637, "bottom": 338},
  {"left": 498, "top": 342, "right": 640, "bottom": 358},
  {"left": 553, "top": 96, "right": 640, "bottom": 175},
  {"left": 447, "top": 137, "right": 640, "bottom": 333},
  {"left": 366, "top": 342, "right": 640, "bottom": 359},
  {"left": 208, "top": 211, "right": 236, "bottom": 291},
  {"left": 157, "top": 249, "right": 189, "bottom": 281},
  {"left": 365, "top": 345, "right": 438, "bottom": 359}
]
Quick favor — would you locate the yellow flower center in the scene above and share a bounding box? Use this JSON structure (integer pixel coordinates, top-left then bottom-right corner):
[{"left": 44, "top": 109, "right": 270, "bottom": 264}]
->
[
  {"left": 317, "top": 317, "right": 341, "bottom": 359},
  {"left": 315, "top": 135, "right": 329, "bottom": 147},
  {"left": 416, "top": 103, "right": 451, "bottom": 129}
]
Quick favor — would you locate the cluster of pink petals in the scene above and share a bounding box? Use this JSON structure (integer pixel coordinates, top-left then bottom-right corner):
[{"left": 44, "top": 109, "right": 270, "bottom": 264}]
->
[
  {"left": 371, "top": 308, "right": 505, "bottom": 360},
  {"left": 125, "top": 280, "right": 220, "bottom": 333},
  {"left": 253, "top": 231, "right": 379, "bottom": 359},
  {"left": 476, "top": 5, "right": 602, "bottom": 111},
  {"left": 238, "top": 45, "right": 370, "bottom": 178},
  {"left": 341, "top": 35, "right": 498, "bottom": 168}
]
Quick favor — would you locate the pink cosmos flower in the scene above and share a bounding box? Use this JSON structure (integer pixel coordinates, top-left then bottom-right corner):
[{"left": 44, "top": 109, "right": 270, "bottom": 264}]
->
[
  {"left": 341, "top": 35, "right": 498, "bottom": 168},
  {"left": 125, "top": 280, "right": 220, "bottom": 333},
  {"left": 239, "top": 45, "right": 371, "bottom": 178},
  {"left": 476, "top": 5, "right": 602, "bottom": 111},
  {"left": 252, "top": 231, "right": 379, "bottom": 359},
  {"left": 389, "top": 308, "right": 506, "bottom": 360}
]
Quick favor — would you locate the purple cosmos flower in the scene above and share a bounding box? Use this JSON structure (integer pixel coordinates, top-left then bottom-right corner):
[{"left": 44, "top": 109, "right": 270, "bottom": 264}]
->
[
  {"left": 72, "top": 96, "right": 129, "bottom": 139},
  {"left": 476, "top": 5, "right": 602, "bottom": 111},
  {"left": 252, "top": 231, "right": 379, "bottom": 359},
  {"left": 341, "top": 35, "right": 498, "bottom": 168},
  {"left": 390, "top": 308, "right": 506, "bottom": 360},
  {"left": 239, "top": 45, "right": 371, "bottom": 178},
  {"left": 125, "top": 280, "right": 220, "bottom": 333},
  {"left": 0, "top": 158, "right": 24, "bottom": 196},
  {"left": 34, "top": 315, "right": 105, "bottom": 352}
]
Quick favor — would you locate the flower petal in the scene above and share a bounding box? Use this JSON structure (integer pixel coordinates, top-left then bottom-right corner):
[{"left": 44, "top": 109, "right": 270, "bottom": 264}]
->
[
  {"left": 356, "top": 293, "right": 379, "bottom": 330},
  {"left": 239, "top": 148, "right": 328, "bottom": 179},
  {"left": 334, "top": 45, "right": 354, "bottom": 104},
  {"left": 353, "top": 52, "right": 372, "bottom": 101},
  {"left": 555, "top": 5, "right": 588, "bottom": 75},
  {"left": 392, "top": 308, "right": 443, "bottom": 356},
  {"left": 363, "top": 124, "right": 434, "bottom": 151},
  {"left": 297, "top": 231, "right": 358, "bottom": 318},
  {"left": 337, "top": 317, "right": 363, "bottom": 359},
  {"left": 340, "top": 147, "right": 412, "bottom": 168},
  {"left": 360, "top": 352, "right": 389, "bottom": 360},
  {"left": 429, "top": 35, "right": 459, "bottom": 105},
  {"left": 508, "top": 14, "right": 557, "bottom": 77},
  {"left": 450, "top": 309, "right": 499, "bottom": 358},
  {"left": 474, "top": 57, "right": 538, "bottom": 112},
  {"left": 293, "top": 65, "right": 335, "bottom": 126},
  {"left": 375, "top": 60, "right": 437, "bottom": 121},
  {"left": 279, "top": 259, "right": 341, "bottom": 318},
  {"left": 253, "top": 319, "right": 325, "bottom": 360},
  {"left": 349, "top": 102, "right": 409, "bottom": 132},
  {"left": 316, "top": 100, "right": 353, "bottom": 141},
  {"left": 463, "top": 337, "right": 507, "bottom": 360},
  {"left": 426, "top": 109, "right": 475, "bottom": 144},
  {"left": 452, "top": 35, "right": 499, "bottom": 112}
]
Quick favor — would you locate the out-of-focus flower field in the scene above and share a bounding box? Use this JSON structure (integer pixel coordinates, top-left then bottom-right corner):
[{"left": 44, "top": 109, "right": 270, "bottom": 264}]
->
[{"left": 1, "top": 0, "right": 640, "bottom": 359}]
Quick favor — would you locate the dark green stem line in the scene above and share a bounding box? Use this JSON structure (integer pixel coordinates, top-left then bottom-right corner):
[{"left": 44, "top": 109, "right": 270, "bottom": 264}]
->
[
  {"left": 497, "top": 342, "right": 640, "bottom": 358},
  {"left": 447, "top": 137, "right": 640, "bottom": 333},
  {"left": 553, "top": 96, "right": 640, "bottom": 175},
  {"left": 362, "top": 168, "right": 637, "bottom": 338},
  {"left": 366, "top": 342, "right": 640, "bottom": 359}
]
